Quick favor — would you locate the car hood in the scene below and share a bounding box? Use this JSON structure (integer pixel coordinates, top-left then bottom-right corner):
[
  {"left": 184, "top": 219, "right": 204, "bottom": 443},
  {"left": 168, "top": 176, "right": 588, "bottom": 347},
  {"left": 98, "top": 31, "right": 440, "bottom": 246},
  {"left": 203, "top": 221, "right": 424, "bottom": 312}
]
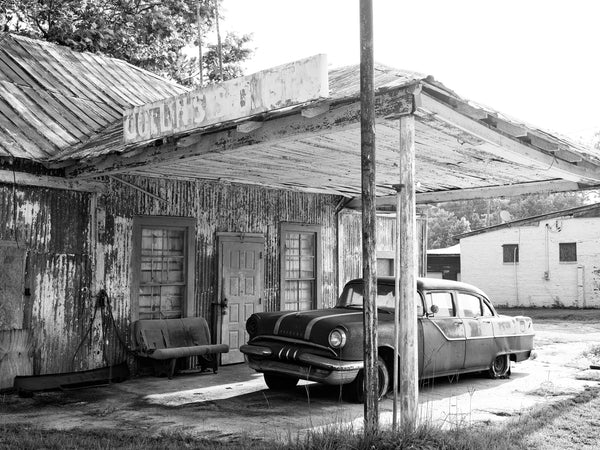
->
[{"left": 253, "top": 308, "right": 364, "bottom": 342}]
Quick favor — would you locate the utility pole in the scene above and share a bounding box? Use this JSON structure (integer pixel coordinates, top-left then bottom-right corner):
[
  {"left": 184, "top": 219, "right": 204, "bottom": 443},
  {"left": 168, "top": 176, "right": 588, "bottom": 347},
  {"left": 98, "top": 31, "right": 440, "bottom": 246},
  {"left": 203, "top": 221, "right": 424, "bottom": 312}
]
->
[{"left": 359, "top": 0, "right": 378, "bottom": 434}]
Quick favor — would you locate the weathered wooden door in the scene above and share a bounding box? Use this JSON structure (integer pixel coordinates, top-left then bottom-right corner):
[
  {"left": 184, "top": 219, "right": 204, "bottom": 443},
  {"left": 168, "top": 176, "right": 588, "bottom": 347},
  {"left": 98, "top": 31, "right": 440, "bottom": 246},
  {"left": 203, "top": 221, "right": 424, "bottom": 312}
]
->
[{"left": 218, "top": 234, "right": 264, "bottom": 365}]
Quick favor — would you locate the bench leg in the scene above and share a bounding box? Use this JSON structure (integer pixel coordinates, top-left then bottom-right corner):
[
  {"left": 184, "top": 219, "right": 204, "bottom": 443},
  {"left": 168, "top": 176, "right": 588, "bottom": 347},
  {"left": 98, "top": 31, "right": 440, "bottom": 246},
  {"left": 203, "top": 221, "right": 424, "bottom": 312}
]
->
[{"left": 168, "top": 358, "right": 177, "bottom": 379}]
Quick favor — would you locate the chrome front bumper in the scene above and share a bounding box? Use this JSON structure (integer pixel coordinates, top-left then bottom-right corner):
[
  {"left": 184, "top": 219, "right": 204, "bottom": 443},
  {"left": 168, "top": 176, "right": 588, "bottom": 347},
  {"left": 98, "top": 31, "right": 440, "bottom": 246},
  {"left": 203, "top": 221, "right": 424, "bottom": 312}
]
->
[{"left": 240, "top": 344, "right": 363, "bottom": 385}]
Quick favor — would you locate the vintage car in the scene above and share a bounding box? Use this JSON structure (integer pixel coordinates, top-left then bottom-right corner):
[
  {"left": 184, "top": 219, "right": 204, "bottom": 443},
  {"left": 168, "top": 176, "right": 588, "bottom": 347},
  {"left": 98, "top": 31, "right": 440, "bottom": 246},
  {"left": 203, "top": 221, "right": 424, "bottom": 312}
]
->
[{"left": 240, "top": 277, "right": 534, "bottom": 402}]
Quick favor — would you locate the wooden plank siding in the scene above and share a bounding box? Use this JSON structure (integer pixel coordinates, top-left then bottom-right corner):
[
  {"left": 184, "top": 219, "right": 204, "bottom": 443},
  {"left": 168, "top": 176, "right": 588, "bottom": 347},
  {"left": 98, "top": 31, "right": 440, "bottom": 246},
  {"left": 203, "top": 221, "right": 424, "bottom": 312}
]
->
[
  {"left": 338, "top": 210, "right": 427, "bottom": 292},
  {"left": 0, "top": 177, "right": 341, "bottom": 376}
]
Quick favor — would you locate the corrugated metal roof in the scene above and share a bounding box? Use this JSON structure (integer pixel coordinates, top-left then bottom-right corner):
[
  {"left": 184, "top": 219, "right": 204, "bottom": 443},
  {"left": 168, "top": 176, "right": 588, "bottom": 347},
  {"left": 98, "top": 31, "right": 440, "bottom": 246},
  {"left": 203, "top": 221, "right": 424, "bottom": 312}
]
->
[
  {"left": 1, "top": 34, "right": 599, "bottom": 200},
  {"left": 0, "top": 33, "right": 188, "bottom": 161}
]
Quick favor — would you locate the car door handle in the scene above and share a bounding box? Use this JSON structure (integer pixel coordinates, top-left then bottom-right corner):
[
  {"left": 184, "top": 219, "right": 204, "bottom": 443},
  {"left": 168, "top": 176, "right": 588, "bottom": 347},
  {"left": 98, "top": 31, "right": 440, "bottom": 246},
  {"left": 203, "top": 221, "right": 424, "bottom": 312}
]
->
[
  {"left": 481, "top": 319, "right": 491, "bottom": 323},
  {"left": 453, "top": 321, "right": 462, "bottom": 326}
]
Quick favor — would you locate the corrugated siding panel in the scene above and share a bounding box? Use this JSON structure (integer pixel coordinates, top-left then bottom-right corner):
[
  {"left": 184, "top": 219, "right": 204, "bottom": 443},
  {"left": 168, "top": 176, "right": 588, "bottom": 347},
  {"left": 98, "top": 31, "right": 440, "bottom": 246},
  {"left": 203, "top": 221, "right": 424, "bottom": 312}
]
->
[
  {"left": 0, "top": 183, "right": 100, "bottom": 374},
  {"left": 101, "top": 177, "right": 341, "bottom": 316},
  {"left": 1, "top": 177, "right": 340, "bottom": 375},
  {"left": 338, "top": 211, "right": 426, "bottom": 291}
]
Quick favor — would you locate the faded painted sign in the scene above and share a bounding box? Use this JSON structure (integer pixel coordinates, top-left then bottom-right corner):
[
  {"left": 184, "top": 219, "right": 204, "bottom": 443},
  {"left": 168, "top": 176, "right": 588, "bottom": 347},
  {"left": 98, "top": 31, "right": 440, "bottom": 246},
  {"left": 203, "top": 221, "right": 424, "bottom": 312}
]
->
[{"left": 123, "top": 54, "right": 329, "bottom": 144}]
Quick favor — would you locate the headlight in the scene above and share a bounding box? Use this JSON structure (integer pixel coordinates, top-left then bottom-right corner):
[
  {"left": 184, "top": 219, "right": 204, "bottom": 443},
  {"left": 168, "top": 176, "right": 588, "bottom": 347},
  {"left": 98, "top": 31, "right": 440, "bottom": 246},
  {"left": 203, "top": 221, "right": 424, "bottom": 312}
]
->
[
  {"left": 246, "top": 315, "right": 258, "bottom": 337},
  {"left": 328, "top": 328, "right": 347, "bottom": 349}
]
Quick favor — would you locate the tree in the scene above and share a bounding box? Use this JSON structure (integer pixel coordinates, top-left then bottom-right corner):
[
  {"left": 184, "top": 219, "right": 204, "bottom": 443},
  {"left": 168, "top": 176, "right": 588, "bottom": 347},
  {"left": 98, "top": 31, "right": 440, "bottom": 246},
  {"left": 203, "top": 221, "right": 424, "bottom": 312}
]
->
[
  {"left": 1, "top": 0, "right": 252, "bottom": 85},
  {"left": 425, "top": 190, "right": 596, "bottom": 250},
  {"left": 426, "top": 206, "right": 471, "bottom": 249}
]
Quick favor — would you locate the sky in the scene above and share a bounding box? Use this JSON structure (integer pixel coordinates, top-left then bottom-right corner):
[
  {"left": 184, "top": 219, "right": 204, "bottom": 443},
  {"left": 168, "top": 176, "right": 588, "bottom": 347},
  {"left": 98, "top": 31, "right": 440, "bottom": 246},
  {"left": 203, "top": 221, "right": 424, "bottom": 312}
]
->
[{"left": 219, "top": 0, "right": 599, "bottom": 145}]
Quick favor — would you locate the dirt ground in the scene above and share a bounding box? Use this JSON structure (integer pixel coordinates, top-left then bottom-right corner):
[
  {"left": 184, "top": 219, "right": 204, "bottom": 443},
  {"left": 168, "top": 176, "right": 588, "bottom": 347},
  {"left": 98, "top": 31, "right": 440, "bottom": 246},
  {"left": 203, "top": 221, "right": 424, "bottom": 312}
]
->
[{"left": 2, "top": 319, "right": 600, "bottom": 443}]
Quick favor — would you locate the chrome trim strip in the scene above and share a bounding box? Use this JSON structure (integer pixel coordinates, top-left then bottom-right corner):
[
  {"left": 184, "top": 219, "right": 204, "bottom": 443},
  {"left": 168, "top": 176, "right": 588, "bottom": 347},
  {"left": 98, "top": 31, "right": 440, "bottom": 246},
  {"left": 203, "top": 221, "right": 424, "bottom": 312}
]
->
[
  {"left": 273, "top": 311, "right": 301, "bottom": 335},
  {"left": 296, "top": 353, "right": 364, "bottom": 371},
  {"left": 249, "top": 335, "right": 337, "bottom": 355},
  {"left": 426, "top": 319, "right": 534, "bottom": 341},
  {"left": 304, "top": 312, "right": 361, "bottom": 340}
]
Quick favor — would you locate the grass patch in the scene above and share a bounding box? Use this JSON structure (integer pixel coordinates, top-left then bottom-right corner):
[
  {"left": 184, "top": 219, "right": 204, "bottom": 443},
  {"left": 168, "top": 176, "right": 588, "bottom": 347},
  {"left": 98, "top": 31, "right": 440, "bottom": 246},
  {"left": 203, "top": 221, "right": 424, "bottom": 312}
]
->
[
  {"left": 0, "top": 425, "right": 270, "bottom": 450},
  {"left": 2, "top": 387, "right": 599, "bottom": 449}
]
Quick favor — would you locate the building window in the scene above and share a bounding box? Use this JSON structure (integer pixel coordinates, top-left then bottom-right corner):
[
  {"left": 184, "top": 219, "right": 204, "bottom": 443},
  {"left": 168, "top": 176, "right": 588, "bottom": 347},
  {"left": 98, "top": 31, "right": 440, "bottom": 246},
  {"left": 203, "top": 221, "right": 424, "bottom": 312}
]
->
[
  {"left": 502, "top": 244, "right": 519, "bottom": 263},
  {"left": 280, "top": 223, "right": 321, "bottom": 311},
  {"left": 559, "top": 242, "right": 577, "bottom": 262},
  {"left": 132, "top": 217, "right": 195, "bottom": 320}
]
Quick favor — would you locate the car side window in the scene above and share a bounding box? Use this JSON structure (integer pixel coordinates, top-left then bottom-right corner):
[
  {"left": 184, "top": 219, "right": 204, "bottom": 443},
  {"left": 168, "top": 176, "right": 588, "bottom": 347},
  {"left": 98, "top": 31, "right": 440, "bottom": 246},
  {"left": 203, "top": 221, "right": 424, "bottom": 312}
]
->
[
  {"left": 457, "top": 293, "right": 482, "bottom": 318},
  {"left": 417, "top": 293, "right": 424, "bottom": 316},
  {"left": 481, "top": 300, "right": 494, "bottom": 317},
  {"left": 425, "top": 292, "right": 454, "bottom": 317}
]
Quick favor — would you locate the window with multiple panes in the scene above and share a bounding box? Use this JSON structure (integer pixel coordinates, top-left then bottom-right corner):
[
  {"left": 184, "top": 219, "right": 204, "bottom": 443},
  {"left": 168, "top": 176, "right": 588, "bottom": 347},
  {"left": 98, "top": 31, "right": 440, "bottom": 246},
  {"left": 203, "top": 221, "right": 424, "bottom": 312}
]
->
[
  {"left": 280, "top": 224, "right": 321, "bottom": 311},
  {"left": 132, "top": 217, "right": 194, "bottom": 320},
  {"left": 559, "top": 242, "right": 577, "bottom": 262},
  {"left": 502, "top": 244, "right": 519, "bottom": 263}
]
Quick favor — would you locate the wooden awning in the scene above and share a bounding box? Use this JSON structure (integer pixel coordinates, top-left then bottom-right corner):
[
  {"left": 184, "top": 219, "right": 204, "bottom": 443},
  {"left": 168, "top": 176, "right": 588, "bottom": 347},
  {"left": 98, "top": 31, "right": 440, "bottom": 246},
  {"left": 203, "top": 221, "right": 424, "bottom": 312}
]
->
[{"left": 45, "top": 64, "right": 600, "bottom": 202}]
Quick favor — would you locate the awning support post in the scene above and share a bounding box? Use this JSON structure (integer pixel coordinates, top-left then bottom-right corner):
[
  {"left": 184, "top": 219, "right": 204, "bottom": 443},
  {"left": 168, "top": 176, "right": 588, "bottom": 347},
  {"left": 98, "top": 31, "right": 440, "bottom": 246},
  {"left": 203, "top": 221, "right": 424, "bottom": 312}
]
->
[{"left": 359, "top": 0, "right": 379, "bottom": 434}]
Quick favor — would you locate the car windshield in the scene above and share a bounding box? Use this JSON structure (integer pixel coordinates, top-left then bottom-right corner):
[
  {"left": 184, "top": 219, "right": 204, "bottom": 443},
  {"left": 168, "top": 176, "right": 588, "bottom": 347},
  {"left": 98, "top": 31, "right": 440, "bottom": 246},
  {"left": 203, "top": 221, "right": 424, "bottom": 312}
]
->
[{"left": 337, "top": 282, "right": 396, "bottom": 309}]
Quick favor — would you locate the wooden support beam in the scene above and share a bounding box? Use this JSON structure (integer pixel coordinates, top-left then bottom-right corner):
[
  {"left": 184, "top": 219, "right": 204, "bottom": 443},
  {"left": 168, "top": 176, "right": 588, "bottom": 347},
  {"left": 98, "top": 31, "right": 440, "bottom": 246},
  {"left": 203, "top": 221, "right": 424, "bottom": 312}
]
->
[
  {"left": 418, "top": 94, "right": 600, "bottom": 183},
  {"left": 0, "top": 169, "right": 105, "bottom": 192},
  {"left": 176, "top": 134, "right": 203, "bottom": 148},
  {"left": 108, "top": 175, "right": 167, "bottom": 202},
  {"left": 360, "top": 0, "right": 379, "bottom": 433},
  {"left": 527, "top": 132, "right": 559, "bottom": 152},
  {"left": 236, "top": 121, "right": 263, "bottom": 134},
  {"left": 493, "top": 117, "right": 528, "bottom": 138},
  {"left": 344, "top": 180, "right": 597, "bottom": 209},
  {"left": 301, "top": 102, "right": 330, "bottom": 118},
  {"left": 67, "top": 88, "right": 415, "bottom": 179},
  {"left": 397, "top": 114, "right": 418, "bottom": 431}
]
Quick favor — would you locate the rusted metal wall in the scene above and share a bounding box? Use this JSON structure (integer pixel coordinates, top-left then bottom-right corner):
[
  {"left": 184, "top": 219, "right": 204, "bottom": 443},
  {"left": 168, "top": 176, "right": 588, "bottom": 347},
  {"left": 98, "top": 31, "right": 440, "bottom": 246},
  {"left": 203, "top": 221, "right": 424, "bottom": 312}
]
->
[
  {"left": 98, "top": 176, "right": 341, "bottom": 352},
  {"left": 100, "top": 176, "right": 340, "bottom": 317},
  {"left": 338, "top": 210, "right": 427, "bottom": 292},
  {"left": 0, "top": 177, "right": 340, "bottom": 376},
  {"left": 0, "top": 183, "right": 96, "bottom": 376}
]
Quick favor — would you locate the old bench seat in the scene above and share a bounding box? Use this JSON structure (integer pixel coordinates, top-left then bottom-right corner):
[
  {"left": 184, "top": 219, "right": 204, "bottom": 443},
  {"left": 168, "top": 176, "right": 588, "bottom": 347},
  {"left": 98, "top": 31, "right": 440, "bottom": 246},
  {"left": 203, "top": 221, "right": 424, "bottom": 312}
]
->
[{"left": 133, "top": 317, "right": 228, "bottom": 378}]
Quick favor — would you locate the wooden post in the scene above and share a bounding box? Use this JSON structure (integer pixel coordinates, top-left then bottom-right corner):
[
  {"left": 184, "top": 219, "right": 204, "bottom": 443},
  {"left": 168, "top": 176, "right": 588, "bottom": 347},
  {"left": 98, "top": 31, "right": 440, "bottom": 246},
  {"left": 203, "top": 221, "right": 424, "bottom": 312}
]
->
[
  {"left": 392, "top": 185, "right": 401, "bottom": 430},
  {"left": 359, "top": 0, "right": 379, "bottom": 433},
  {"left": 399, "top": 115, "right": 418, "bottom": 430}
]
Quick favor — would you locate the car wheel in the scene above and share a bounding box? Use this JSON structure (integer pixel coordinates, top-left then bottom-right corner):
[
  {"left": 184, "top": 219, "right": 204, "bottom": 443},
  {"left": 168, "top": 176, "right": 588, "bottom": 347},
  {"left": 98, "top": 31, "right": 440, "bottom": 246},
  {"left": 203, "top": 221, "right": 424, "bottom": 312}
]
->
[
  {"left": 345, "top": 356, "right": 390, "bottom": 403},
  {"left": 488, "top": 354, "right": 511, "bottom": 379},
  {"left": 263, "top": 372, "right": 299, "bottom": 391}
]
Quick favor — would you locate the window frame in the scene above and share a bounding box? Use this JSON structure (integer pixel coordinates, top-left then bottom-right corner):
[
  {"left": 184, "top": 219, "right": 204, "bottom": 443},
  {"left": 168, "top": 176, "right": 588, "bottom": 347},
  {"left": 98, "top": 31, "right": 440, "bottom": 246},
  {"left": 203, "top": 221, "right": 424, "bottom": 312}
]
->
[
  {"left": 131, "top": 216, "right": 195, "bottom": 321},
  {"left": 279, "top": 223, "right": 322, "bottom": 310},
  {"left": 502, "top": 244, "right": 519, "bottom": 264},
  {"left": 424, "top": 291, "right": 456, "bottom": 317},
  {"left": 559, "top": 242, "right": 577, "bottom": 263},
  {"left": 456, "top": 292, "right": 483, "bottom": 318}
]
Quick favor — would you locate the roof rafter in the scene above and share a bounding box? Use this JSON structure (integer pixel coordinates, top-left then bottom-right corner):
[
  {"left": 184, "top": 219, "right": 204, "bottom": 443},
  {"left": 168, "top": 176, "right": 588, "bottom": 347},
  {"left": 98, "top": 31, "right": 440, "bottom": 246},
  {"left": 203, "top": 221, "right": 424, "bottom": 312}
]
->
[
  {"left": 345, "top": 179, "right": 600, "bottom": 209},
  {"left": 418, "top": 94, "right": 600, "bottom": 184}
]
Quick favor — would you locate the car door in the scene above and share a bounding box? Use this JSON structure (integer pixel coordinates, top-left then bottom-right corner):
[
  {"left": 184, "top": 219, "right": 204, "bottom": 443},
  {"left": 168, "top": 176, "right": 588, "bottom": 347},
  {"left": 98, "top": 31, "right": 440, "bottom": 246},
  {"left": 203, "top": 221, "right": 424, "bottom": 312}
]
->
[
  {"left": 420, "top": 290, "right": 466, "bottom": 377},
  {"left": 458, "top": 292, "right": 496, "bottom": 370}
]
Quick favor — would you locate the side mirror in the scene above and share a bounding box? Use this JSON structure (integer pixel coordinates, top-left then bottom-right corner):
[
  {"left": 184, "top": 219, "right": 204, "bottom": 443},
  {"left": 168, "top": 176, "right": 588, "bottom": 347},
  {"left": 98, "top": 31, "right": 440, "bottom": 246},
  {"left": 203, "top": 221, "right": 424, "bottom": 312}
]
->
[{"left": 429, "top": 304, "right": 439, "bottom": 316}]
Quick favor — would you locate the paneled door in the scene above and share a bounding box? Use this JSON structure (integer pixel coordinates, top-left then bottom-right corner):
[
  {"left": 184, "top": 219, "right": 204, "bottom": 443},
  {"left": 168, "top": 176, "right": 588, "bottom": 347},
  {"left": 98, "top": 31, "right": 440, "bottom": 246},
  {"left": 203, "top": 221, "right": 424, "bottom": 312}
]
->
[{"left": 218, "top": 234, "right": 264, "bottom": 364}]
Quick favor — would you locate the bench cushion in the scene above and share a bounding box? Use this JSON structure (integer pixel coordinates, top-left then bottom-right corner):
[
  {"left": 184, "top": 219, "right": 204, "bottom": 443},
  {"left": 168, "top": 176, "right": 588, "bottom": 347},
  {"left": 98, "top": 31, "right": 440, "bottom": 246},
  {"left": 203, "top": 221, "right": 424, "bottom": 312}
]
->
[{"left": 133, "top": 317, "right": 228, "bottom": 360}]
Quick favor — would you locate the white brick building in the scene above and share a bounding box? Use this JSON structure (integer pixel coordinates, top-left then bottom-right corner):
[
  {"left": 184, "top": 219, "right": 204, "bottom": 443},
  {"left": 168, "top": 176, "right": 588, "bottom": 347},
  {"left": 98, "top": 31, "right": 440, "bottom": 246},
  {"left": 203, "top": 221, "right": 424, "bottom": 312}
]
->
[{"left": 458, "top": 204, "right": 600, "bottom": 308}]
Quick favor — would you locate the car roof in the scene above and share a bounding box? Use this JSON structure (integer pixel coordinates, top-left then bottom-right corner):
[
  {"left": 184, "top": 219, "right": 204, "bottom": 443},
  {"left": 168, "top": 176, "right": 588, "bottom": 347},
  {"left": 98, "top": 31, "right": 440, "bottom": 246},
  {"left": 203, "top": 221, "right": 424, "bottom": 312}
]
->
[{"left": 345, "top": 276, "right": 489, "bottom": 298}]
